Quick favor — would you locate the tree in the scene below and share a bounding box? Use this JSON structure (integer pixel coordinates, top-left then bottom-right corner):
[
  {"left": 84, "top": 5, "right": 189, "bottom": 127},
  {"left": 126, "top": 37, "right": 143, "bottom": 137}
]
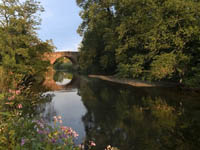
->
[
  {"left": 77, "top": 0, "right": 117, "bottom": 74},
  {"left": 0, "top": 0, "right": 53, "bottom": 90},
  {"left": 115, "top": 0, "right": 200, "bottom": 84},
  {"left": 77, "top": 0, "right": 200, "bottom": 87}
]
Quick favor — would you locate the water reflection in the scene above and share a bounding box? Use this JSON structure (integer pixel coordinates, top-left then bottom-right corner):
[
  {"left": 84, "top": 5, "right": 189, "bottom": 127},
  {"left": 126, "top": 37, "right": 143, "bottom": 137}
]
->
[
  {"left": 43, "top": 68, "right": 80, "bottom": 92},
  {"left": 54, "top": 71, "right": 73, "bottom": 85},
  {"left": 42, "top": 69, "right": 200, "bottom": 150},
  {"left": 42, "top": 69, "right": 86, "bottom": 144},
  {"left": 79, "top": 79, "right": 200, "bottom": 150},
  {"left": 42, "top": 91, "right": 87, "bottom": 144}
]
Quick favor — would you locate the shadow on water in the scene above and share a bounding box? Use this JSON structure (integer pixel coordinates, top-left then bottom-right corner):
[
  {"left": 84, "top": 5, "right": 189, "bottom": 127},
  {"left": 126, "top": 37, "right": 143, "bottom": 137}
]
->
[{"left": 41, "top": 68, "right": 200, "bottom": 150}]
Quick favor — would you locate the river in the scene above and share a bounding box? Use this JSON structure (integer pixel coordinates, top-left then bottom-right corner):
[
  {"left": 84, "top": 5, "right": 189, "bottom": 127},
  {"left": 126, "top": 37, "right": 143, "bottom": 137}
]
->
[{"left": 40, "top": 69, "right": 200, "bottom": 150}]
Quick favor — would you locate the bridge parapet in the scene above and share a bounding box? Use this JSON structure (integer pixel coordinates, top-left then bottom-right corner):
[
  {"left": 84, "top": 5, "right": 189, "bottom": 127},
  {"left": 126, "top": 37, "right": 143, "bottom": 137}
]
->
[{"left": 44, "top": 51, "right": 79, "bottom": 65}]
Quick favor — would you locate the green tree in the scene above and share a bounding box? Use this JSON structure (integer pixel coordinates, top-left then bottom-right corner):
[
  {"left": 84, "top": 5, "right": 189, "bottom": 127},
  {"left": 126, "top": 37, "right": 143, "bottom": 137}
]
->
[
  {"left": 0, "top": 0, "right": 53, "bottom": 90},
  {"left": 115, "top": 0, "right": 200, "bottom": 84},
  {"left": 77, "top": 0, "right": 200, "bottom": 87},
  {"left": 77, "top": 0, "right": 117, "bottom": 74}
]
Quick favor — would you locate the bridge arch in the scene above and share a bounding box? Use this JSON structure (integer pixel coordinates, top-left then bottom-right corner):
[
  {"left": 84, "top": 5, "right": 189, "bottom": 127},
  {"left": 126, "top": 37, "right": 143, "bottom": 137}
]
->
[
  {"left": 44, "top": 51, "right": 79, "bottom": 65},
  {"left": 53, "top": 56, "right": 73, "bottom": 65}
]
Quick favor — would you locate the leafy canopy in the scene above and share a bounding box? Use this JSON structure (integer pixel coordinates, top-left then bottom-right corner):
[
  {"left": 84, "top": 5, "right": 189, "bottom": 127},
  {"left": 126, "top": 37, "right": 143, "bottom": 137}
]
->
[
  {"left": 0, "top": 0, "right": 53, "bottom": 89},
  {"left": 77, "top": 0, "right": 200, "bottom": 87}
]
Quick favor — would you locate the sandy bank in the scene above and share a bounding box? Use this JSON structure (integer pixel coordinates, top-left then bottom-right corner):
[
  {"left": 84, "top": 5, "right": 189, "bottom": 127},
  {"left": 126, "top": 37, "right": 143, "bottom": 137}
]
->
[{"left": 88, "top": 75, "right": 179, "bottom": 88}]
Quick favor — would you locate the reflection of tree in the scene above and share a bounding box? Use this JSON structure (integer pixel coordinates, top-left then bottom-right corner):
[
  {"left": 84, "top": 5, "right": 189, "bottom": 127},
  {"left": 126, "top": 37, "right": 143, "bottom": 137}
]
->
[
  {"left": 79, "top": 79, "right": 200, "bottom": 150},
  {"left": 40, "top": 101, "right": 57, "bottom": 123},
  {"left": 53, "top": 71, "right": 73, "bottom": 82}
]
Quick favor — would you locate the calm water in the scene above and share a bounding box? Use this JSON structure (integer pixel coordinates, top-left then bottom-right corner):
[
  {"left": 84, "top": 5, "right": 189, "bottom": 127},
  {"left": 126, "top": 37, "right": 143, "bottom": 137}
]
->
[{"left": 41, "top": 70, "right": 200, "bottom": 150}]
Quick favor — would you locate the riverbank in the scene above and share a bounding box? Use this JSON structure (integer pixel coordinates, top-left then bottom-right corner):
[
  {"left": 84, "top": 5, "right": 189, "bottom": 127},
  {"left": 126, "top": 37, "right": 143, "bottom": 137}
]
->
[{"left": 88, "top": 75, "right": 179, "bottom": 88}]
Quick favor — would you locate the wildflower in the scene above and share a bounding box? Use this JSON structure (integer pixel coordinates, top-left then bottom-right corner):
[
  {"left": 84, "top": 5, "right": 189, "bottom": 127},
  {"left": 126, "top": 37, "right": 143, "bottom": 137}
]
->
[
  {"left": 61, "top": 126, "right": 67, "bottom": 131},
  {"left": 37, "top": 121, "right": 44, "bottom": 128},
  {"left": 37, "top": 129, "right": 43, "bottom": 134},
  {"left": 9, "top": 89, "right": 21, "bottom": 95},
  {"left": 90, "top": 141, "right": 96, "bottom": 146},
  {"left": 15, "top": 90, "right": 21, "bottom": 95},
  {"left": 58, "top": 116, "right": 62, "bottom": 120},
  {"left": 72, "top": 130, "right": 79, "bottom": 138},
  {"left": 21, "top": 138, "right": 25, "bottom": 146},
  {"left": 8, "top": 95, "right": 15, "bottom": 101},
  {"left": 9, "top": 89, "right": 15, "bottom": 94},
  {"left": 17, "top": 104, "right": 23, "bottom": 109},
  {"left": 51, "top": 138, "right": 56, "bottom": 143}
]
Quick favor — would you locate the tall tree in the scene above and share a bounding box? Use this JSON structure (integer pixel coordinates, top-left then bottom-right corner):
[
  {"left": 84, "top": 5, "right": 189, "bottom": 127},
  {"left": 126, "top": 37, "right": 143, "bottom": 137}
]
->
[
  {"left": 115, "top": 0, "right": 200, "bottom": 85},
  {"left": 77, "top": 0, "right": 118, "bottom": 74},
  {"left": 77, "top": 0, "right": 200, "bottom": 87},
  {"left": 0, "top": 0, "right": 53, "bottom": 89}
]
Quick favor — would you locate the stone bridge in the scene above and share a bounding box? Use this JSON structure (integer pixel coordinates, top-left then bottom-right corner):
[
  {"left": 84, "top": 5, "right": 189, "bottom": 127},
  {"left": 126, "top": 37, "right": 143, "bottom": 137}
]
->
[{"left": 44, "top": 51, "right": 79, "bottom": 65}]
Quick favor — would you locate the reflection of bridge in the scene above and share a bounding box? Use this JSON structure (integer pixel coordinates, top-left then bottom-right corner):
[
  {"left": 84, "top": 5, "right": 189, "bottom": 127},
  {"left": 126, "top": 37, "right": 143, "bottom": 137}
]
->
[
  {"left": 43, "top": 68, "right": 80, "bottom": 91},
  {"left": 44, "top": 51, "right": 79, "bottom": 65}
]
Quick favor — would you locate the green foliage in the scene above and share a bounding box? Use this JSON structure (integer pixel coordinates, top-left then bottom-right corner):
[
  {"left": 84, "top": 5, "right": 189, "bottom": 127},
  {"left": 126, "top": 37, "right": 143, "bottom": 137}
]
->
[
  {"left": 0, "top": 82, "right": 80, "bottom": 150},
  {"left": 0, "top": 113, "right": 80, "bottom": 150},
  {"left": 0, "top": 0, "right": 53, "bottom": 89},
  {"left": 77, "top": 0, "right": 117, "bottom": 74},
  {"left": 77, "top": 0, "right": 200, "bottom": 87},
  {"left": 150, "top": 53, "right": 177, "bottom": 80},
  {"left": 53, "top": 58, "right": 77, "bottom": 72}
]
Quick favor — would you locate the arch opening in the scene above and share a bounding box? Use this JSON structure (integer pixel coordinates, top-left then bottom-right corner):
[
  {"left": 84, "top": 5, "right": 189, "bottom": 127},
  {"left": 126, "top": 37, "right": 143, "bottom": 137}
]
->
[
  {"left": 44, "top": 51, "right": 79, "bottom": 65},
  {"left": 53, "top": 57, "right": 74, "bottom": 71}
]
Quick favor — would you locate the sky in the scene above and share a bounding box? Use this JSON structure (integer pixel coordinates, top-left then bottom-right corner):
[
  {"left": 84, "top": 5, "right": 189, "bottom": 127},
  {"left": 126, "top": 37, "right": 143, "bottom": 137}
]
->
[{"left": 37, "top": 0, "right": 82, "bottom": 52}]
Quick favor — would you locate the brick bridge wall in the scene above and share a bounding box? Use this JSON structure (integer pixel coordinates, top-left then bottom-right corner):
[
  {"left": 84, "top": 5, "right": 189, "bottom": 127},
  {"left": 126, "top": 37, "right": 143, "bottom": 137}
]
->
[{"left": 44, "top": 51, "right": 79, "bottom": 65}]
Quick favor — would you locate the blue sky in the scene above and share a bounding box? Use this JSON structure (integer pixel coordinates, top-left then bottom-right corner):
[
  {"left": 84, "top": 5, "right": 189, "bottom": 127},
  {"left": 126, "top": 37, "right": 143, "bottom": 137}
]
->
[{"left": 37, "top": 0, "right": 82, "bottom": 52}]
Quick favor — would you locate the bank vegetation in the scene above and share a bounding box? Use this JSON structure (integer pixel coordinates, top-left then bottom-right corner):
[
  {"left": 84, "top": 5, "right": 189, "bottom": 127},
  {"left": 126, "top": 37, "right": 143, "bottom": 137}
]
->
[{"left": 77, "top": 0, "right": 200, "bottom": 88}]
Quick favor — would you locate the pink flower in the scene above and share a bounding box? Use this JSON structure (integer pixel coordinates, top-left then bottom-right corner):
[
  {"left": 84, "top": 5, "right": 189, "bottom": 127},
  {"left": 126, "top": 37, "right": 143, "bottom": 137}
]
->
[
  {"left": 21, "top": 138, "right": 25, "bottom": 146},
  {"left": 60, "top": 126, "right": 79, "bottom": 138},
  {"left": 53, "top": 116, "right": 63, "bottom": 123},
  {"left": 61, "top": 126, "right": 67, "bottom": 131},
  {"left": 9, "top": 89, "right": 21, "bottom": 95},
  {"left": 17, "top": 104, "right": 22, "bottom": 109},
  {"left": 8, "top": 95, "right": 15, "bottom": 101},
  {"left": 15, "top": 90, "right": 21, "bottom": 95},
  {"left": 9, "top": 89, "right": 15, "bottom": 94},
  {"left": 73, "top": 132, "right": 79, "bottom": 138},
  {"left": 90, "top": 141, "right": 96, "bottom": 146}
]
